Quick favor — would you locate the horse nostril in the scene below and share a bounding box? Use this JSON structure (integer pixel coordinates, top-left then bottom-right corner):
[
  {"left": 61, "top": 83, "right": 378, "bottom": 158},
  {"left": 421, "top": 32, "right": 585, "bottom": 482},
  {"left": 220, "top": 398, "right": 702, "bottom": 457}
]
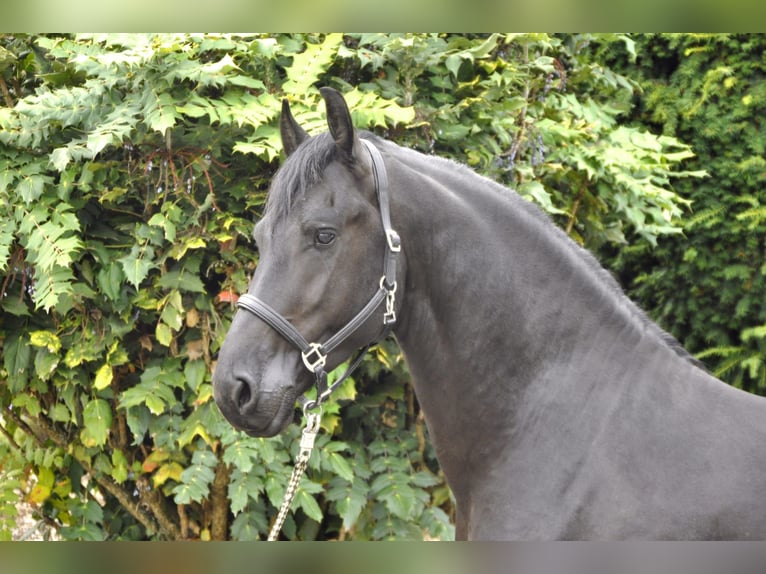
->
[{"left": 236, "top": 379, "right": 253, "bottom": 411}]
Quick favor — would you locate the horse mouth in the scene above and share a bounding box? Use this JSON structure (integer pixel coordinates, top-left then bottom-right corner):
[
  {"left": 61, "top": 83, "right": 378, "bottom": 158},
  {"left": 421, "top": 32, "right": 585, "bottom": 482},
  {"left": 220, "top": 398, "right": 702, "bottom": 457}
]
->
[
  {"left": 241, "top": 407, "right": 296, "bottom": 437},
  {"left": 222, "top": 383, "right": 299, "bottom": 437}
]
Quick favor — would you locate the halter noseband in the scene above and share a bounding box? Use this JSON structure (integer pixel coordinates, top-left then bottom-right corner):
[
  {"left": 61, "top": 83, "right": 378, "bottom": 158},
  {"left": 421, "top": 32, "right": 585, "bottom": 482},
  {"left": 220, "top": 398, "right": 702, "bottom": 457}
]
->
[{"left": 236, "top": 139, "right": 400, "bottom": 411}]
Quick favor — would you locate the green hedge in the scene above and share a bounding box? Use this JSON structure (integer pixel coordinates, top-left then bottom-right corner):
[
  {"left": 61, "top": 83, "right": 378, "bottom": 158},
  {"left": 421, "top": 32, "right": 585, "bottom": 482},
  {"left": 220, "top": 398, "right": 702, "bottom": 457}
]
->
[{"left": 603, "top": 34, "right": 766, "bottom": 394}]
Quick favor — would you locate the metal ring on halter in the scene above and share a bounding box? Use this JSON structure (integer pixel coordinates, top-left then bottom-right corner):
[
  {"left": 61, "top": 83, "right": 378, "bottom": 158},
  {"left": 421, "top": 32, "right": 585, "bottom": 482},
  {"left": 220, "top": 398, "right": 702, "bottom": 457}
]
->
[
  {"left": 301, "top": 397, "right": 320, "bottom": 413},
  {"left": 301, "top": 342, "right": 327, "bottom": 373}
]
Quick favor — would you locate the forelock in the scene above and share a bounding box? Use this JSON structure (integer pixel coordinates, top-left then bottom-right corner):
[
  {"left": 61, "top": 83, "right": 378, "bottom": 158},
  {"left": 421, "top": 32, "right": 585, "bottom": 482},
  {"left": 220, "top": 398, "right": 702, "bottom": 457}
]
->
[{"left": 262, "top": 133, "right": 338, "bottom": 230}]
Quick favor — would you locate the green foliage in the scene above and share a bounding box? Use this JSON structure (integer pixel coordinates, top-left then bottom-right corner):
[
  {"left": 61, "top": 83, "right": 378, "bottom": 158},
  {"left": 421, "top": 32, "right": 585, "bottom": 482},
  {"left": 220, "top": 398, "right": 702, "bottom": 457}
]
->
[
  {"left": 340, "top": 33, "right": 701, "bottom": 247},
  {"left": 0, "top": 449, "right": 24, "bottom": 540},
  {"left": 0, "top": 33, "right": 704, "bottom": 540},
  {"left": 604, "top": 34, "right": 766, "bottom": 394}
]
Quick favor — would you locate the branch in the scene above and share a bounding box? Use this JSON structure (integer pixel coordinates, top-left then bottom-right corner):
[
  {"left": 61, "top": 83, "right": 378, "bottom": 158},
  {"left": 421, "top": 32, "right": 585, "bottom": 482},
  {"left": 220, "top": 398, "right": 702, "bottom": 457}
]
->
[
  {"left": 8, "top": 410, "right": 181, "bottom": 539},
  {"left": 0, "top": 418, "right": 21, "bottom": 451},
  {"left": 178, "top": 504, "right": 190, "bottom": 539},
  {"left": 2, "top": 406, "right": 44, "bottom": 444},
  {"left": 136, "top": 477, "right": 181, "bottom": 539},
  {"left": 209, "top": 459, "right": 231, "bottom": 540},
  {"left": 415, "top": 411, "right": 427, "bottom": 470},
  {"left": 566, "top": 183, "right": 587, "bottom": 236},
  {"left": 98, "top": 474, "right": 162, "bottom": 536},
  {"left": 0, "top": 75, "right": 14, "bottom": 108},
  {"left": 499, "top": 43, "right": 531, "bottom": 168}
]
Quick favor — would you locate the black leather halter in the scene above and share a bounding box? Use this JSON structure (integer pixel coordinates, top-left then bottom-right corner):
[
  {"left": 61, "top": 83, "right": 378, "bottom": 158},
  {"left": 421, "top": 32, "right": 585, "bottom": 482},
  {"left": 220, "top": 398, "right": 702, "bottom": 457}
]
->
[{"left": 236, "top": 139, "right": 401, "bottom": 411}]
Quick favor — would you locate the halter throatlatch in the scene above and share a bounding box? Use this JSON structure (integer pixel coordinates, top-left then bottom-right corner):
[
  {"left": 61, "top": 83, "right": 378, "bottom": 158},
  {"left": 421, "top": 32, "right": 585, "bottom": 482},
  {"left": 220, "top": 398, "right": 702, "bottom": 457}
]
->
[{"left": 236, "top": 139, "right": 400, "bottom": 412}]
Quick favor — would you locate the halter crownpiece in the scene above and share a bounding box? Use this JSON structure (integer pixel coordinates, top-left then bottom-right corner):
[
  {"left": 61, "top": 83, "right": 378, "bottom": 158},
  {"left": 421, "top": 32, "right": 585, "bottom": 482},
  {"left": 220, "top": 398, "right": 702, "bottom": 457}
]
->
[{"left": 236, "top": 138, "right": 400, "bottom": 411}]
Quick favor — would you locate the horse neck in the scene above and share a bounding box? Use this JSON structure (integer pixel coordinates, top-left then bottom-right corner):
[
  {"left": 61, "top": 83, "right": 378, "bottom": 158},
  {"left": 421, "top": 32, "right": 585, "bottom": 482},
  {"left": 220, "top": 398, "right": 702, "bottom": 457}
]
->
[
  {"left": 386, "top": 144, "right": 624, "bottom": 374},
  {"left": 383, "top": 142, "right": 692, "bottom": 486}
]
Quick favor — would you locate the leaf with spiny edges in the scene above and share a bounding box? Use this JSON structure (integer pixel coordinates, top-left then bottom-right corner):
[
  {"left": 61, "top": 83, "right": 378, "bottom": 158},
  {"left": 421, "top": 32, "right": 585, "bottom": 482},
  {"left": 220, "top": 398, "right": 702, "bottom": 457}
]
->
[
  {"left": 295, "top": 489, "right": 323, "bottom": 523},
  {"left": 144, "top": 91, "right": 178, "bottom": 134},
  {"left": 118, "top": 244, "right": 155, "bottom": 288},
  {"left": 283, "top": 34, "right": 344, "bottom": 95}
]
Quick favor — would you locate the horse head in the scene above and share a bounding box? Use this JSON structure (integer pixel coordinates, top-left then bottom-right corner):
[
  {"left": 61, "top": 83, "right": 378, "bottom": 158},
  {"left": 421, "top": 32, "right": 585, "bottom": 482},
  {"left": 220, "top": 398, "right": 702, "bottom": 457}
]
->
[{"left": 213, "top": 88, "right": 403, "bottom": 436}]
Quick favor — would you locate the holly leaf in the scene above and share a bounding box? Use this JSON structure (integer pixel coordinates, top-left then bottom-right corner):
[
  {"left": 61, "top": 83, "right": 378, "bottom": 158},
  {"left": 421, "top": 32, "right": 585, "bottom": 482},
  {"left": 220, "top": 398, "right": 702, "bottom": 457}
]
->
[
  {"left": 295, "top": 489, "right": 323, "bottom": 523},
  {"left": 329, "top": 478, "right": 368, "bottom": 530},
  {"left": 17, "top": 174, "right": 48, "bottom": 204},
  {"left": 326, "top": 452, "right": 354, "bottom": 482},
  {"left": 228, "top": 473, "right": 263, "bottom": 515},
  {"left": 118, "top": 244, "right": 155, "bottom": 288},
  {"left": 222, "top": 441, "right": 259, "bottom": 474},
  {"left": 228, "top": 478, "right": 250, "bottom": 515},
  {"left": 145, "top": 92, "right": 179, "bottom": 134},
  {"left": 50, "top": 147, "right": 71, "bottom": 171}
]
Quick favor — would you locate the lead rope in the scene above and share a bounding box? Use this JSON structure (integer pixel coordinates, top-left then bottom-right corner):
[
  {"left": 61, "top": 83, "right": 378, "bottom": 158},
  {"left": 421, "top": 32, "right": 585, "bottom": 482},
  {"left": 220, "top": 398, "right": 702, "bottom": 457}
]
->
[{"left": 267, "top": 408, "right": 322, "bottom": 541}]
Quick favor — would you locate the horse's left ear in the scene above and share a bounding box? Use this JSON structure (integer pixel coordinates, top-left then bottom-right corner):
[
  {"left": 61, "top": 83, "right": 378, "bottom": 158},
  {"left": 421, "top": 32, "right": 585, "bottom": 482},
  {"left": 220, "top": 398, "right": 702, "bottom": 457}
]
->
[{"left": 320, "top": 87, "right": 361, "bottom": 162}]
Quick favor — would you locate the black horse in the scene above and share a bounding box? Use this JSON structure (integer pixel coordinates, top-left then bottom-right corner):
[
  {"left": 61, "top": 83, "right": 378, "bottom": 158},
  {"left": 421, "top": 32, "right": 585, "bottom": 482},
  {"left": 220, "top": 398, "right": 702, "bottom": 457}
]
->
[{"left": 213, "top": 87, "right": 766, "bottom": 540}]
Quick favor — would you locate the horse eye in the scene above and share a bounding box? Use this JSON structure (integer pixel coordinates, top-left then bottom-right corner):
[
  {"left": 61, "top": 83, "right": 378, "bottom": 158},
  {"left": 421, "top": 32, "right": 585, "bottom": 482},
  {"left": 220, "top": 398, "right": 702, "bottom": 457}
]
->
[{"left": 314, "top": 229, "right": 337, "bottom": 246}]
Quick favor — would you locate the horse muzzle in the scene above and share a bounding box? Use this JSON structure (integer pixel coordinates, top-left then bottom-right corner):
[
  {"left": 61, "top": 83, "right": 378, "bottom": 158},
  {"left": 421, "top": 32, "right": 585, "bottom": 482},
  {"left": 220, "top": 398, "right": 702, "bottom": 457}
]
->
[
  {"left": 213, "top": 372, "right": 299, "bottom": 437},
  {"left": 213, "top": 334, "right": 310, "bottom": 437}
]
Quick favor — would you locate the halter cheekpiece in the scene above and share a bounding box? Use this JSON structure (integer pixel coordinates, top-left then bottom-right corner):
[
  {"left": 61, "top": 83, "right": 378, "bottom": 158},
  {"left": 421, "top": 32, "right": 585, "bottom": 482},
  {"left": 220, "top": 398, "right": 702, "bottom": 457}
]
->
[{"left": 236, "top": 139, "right": 400, "bottom": 412}]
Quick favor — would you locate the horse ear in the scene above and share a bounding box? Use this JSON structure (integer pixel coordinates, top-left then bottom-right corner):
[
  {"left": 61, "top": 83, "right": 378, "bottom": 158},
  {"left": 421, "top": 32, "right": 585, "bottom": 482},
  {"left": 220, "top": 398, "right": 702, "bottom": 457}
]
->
[
  {"left": 280, "top": 99, "right": 309, "bottom": 156},
  {"left": 320, "top": 87, "right": 359, "bottom": 161}
]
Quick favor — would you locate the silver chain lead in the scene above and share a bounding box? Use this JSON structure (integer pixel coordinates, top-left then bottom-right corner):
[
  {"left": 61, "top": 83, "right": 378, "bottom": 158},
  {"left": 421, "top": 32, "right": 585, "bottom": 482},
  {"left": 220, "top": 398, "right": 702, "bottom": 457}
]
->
[{"left": 267, "top": 410, "right": 322, "bottom": 541}]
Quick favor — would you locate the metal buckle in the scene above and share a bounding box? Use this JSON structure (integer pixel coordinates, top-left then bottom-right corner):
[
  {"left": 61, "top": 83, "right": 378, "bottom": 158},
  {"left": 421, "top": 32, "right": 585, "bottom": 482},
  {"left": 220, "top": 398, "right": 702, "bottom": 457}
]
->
[
  {"left": 299, "top": 411, "right": 322, "bottom": 451},
  {"left": 386, "top": 229, "right": 401, "bottom": 253},
  {"left": 301, "top": 343, "right": 327, "bottom": 373},
  {"left": 380, "top": 278, "right": 398, "bottom": 325}
]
